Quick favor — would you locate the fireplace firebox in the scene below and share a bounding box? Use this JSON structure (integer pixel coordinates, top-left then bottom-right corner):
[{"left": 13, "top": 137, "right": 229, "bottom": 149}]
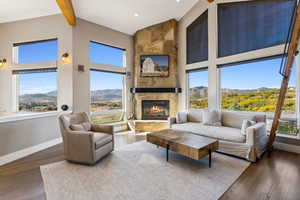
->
[{"left": 142, "top": 100, "right": 170, "bottom": 120}]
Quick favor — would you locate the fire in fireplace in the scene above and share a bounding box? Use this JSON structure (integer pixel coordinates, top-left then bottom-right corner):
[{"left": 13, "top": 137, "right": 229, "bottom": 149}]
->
[{"left": 142, "top": 100, "right": 169, "bottom": 120}]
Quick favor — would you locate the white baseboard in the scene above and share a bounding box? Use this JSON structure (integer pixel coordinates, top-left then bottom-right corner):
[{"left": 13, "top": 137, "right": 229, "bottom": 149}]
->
[
  {"left": 0, "top": 137, "right": 62, "bottom": 166},
  {"left": 274, "top": 142, "right": 300, "bottom": 154}
]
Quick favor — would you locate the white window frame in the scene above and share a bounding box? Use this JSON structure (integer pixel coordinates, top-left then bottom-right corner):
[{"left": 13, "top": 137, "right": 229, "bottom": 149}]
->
[
  {"left": 186, "top": 67, "right": 209, "bottom": 110},
  {"left": 89, "top": 41, "right": 127, "bottom": 123},
  {"left": 11, "top": 40, "right": 58, "bottom": 114}
]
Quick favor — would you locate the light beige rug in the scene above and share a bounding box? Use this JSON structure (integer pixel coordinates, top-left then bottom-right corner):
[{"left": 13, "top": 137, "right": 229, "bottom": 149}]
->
[{"left": 40, "top": 141, "right": 250, "bottom": 200}]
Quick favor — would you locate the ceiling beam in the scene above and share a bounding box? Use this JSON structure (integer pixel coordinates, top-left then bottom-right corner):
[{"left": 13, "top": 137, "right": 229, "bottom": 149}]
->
[{"left": 56, "top": 0, "right": 76, "bottom": 26}]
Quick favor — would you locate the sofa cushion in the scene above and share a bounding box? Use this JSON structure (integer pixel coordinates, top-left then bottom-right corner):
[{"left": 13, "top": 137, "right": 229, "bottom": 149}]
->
[
  {"left": 93, "top": 132, "right": 113, "bottom": 149},
  {"left": 221, "top": 111, "right": 256, "bottom": 129},
  {"left": 202, "top": 110, "right": 222, "bottom": 126},
  {"left": 187, "top": 109, "right": 204, "bottom": 122},
  {"left": 176, "top": 112, "right": 188, "bottom": 124},
  {"left": 171, "top": 123, "right": 246, "bottom": 143}
]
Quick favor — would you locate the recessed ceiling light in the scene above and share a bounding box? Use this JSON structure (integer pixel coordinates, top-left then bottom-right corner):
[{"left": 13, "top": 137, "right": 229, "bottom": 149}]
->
[
  {"left": 134, "top": 13, "right": 139, "bottom": 17},
  {"left": 176, "top": 0, "right": 180, "bottom": 2}
]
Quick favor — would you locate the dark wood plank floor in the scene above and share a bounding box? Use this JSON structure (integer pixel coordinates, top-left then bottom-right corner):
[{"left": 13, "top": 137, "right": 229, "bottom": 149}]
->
[{"left": 0, "top": 133, "right": 299, "bottom": 200}]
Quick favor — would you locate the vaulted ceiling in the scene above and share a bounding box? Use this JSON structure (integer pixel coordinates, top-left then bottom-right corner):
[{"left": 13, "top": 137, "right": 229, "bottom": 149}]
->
[{"left": 0, "top": 0, "right": 198, "bottom": 35}]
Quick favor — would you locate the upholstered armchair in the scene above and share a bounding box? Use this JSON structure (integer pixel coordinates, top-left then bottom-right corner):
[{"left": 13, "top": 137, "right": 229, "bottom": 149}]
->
[{"left": 59, "top": 112, "right": 114, "bottom": 165}]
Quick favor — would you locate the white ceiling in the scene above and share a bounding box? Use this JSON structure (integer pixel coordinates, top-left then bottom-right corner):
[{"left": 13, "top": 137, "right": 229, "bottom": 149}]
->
[{"left": 0, "top": 0, "right": 198, "bottom": 35}]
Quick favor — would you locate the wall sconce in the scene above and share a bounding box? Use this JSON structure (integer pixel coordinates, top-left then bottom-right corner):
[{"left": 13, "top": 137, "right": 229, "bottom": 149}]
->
[
  {"left": 61, "top": 53, "right": 70, "bottom": 64},
  {"left": 0, "top": 59, "right": 7, "bottom": 67}
]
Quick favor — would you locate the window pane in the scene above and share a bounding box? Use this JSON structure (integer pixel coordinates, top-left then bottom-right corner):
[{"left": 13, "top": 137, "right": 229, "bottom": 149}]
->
[
  {"left": 187, "top": 10, "right": 208, "bottom": 64},
  {"left": 90, "top": 42, "right": 125, "bottom": 67},
  {"left": 90, "top": 70, "right": 124, "bottom": 124},
  {"left": 19, "top": 72, "right": 57, "bottom": 112},
  {"left": 220, "top": 57, "right": 298, "bottom": 135},
  {"left": 17, "top": 40, "right": 58, "bottom": 63},
  {"left": 188, "top": 70, "right": 208, "bottom": 109},
  {"left": 218, "top": 0, "right": 296, "bottom": 57}
]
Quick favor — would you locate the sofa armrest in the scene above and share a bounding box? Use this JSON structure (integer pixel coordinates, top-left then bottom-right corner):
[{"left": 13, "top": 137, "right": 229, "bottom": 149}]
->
[
  {"left": 168, "top": 117, "right": 176, "bottom": 128},
  {"left": 246, "top": 122, "right": 267, "bottom": 146},
  {"left": 91, "top": 124, "right": 114, "bottom": 134}
]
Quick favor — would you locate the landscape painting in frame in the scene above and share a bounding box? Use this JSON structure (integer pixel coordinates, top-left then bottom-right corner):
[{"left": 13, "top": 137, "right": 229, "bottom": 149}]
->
[{"left": 140, "top": 55, "right": 169, "bottom": 77}]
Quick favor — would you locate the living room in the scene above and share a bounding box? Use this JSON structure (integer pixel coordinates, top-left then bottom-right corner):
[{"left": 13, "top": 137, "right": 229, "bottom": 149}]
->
[{"left": 0, "top": 0, "right": 300, "bottom": 199}]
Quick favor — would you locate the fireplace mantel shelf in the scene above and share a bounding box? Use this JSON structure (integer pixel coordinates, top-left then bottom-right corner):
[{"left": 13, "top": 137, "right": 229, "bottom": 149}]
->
[{"left": 130, "top": 88, "right": 182, "bottom": 94}]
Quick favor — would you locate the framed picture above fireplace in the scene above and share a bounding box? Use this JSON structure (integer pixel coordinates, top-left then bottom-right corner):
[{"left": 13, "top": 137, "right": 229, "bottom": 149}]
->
[{"left": 140, "top": 55, "right": 169, "bottom": 77}]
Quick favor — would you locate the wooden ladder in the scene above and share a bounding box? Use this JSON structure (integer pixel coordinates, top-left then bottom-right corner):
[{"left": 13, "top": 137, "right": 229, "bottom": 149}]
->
[{"left": 268, "top": 2, "right": 300, "bottom": 153}]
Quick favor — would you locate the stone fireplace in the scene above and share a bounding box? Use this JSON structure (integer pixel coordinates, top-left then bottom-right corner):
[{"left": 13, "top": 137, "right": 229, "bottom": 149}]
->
[
  {"left": 132, "top": 19, "right": 179, "bottom": 126},
  {"left": 142, "top": 100, "right": 169, "bottom": 120}
]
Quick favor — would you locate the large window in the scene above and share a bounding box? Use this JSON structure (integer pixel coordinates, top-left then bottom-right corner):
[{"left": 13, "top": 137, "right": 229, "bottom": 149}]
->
[
  {"left": 14, "top": 39, "right": 58, "bottom": 63},
  {"left": 218, "top": 0, "right": 296, "bottom": 57},
  {"left": 12, "top": 39, "right": 58, "bottom": 114},
  {"left": 188, "top": 69, "right": 208, "bottom": 109},
  {"left": 13, "top": 69, "right": 57, "bottom": 113},
  {"left": 186, "top": 10, "right": 208, "bottom": 64},
  {"left": 220, "top": 57, "right": 298, "bottom": 135},
  {"left": 90, "top": 70, "right": 124, "bottom": 124},
  {"left": 89, "top": 41, "right": 125, "bottom": 67}
]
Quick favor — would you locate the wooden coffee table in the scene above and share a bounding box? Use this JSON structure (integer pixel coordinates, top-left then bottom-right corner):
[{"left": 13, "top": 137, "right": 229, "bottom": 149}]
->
[{"left": 147, "top": 129, "right": 219, "bottom": 168}]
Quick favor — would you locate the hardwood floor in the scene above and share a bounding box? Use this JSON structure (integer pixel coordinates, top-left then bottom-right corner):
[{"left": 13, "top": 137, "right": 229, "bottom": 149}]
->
[{"left": 0, "top": 133, "right": 299, "bottom": 200}]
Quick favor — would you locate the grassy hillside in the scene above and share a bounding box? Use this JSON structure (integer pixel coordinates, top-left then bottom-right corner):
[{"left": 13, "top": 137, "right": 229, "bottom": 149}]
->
[
  {"left": 190, "top": 87, "right": 296, "bottom": 114},
  {"left": 189, "top": 87, "right": 298, "bottom": 135}
]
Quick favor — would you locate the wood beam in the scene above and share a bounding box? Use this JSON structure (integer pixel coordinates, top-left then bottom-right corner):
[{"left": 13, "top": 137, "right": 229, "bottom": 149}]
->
[
  {"left": 268, "top": 4, "right": 300, "bottom": 151},
  {"left": 56, "top": 0, "right": 76, "bottom": 26}
]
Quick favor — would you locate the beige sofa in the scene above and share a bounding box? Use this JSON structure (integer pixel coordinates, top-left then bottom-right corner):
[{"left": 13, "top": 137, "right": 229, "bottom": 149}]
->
[
  {"left": 169, "top": 109, "right": 268, "bottom": 162},
  {"left": 59, "top": 112, "right": 114, "bottom": 165}
]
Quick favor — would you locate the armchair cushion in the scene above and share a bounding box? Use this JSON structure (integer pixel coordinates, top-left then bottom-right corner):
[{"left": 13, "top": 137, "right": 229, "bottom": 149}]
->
[
  {"left": 93, "top": 132, "right": 113, "bottom": 149},
  {"left": 70, "top": 122, "right": 91, "bottom": 131}
]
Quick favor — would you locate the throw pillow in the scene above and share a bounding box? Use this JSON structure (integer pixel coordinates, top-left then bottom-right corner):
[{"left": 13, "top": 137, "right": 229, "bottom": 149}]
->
[
  {"left": 70, "top": 122, "right": 91, "bottom": 131},
  {"left": 176, "top": 112, "right": 188, "bottom": 124},
  {"left": 241, "top": 120, "right": 252, "bottom": 136},
  {"left": 202, "top": 110, "right": 222, "bottom": 126},
  {"left": 70, "top": 124, "right": 85, "bottom": 131},
  {"left": 82, "top": 122, "right": 92, "bottom": 131}
]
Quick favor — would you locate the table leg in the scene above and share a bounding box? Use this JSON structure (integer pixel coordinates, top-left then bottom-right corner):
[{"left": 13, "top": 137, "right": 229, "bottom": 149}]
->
[
  {"left": 209, "top": 149, "right": 212, "bottom": 168},
  {"left": 166, "top": 144, "right": 169, "bottom": 162}
]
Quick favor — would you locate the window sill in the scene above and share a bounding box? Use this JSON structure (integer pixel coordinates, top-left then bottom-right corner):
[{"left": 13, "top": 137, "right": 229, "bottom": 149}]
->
[
  {"left": 0, "top": 111, "right": 61, "bottom": 124},
  {"left": 267, "top": 132, "right": 300, "bottom": 140}
]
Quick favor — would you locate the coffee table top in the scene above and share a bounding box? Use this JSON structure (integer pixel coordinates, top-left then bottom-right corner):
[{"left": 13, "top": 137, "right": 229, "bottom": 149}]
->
[{"left": 147, "top": 129, "right": 218, "bottom": 150}]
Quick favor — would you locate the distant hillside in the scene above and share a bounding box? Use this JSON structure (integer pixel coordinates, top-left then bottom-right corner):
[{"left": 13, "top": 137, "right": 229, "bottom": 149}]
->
[
  {"left": 20, "top": 91, "right": 57, "bottom": 103},
  {"left": 91, "top": 89, "right": 122, "bottom": 101},
  {"left": 189, "top": 86, "right": 293, "bottom": 94},
  {"left": 20, "top": 89, "right": 122, "bottom": 103}
]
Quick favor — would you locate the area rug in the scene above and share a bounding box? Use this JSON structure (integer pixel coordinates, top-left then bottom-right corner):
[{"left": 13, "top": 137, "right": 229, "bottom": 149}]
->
[{"left": 40, "top": 141, "right": 250, "bottom": 200}]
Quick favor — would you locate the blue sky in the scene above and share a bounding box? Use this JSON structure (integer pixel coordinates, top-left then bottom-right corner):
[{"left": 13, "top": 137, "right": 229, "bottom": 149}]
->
[
  {"left": 190, "top": 58, "right": 296, "bottom": 89},
  {"left": 19, "top": 41, "right": 296, "bottom": 94}
]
